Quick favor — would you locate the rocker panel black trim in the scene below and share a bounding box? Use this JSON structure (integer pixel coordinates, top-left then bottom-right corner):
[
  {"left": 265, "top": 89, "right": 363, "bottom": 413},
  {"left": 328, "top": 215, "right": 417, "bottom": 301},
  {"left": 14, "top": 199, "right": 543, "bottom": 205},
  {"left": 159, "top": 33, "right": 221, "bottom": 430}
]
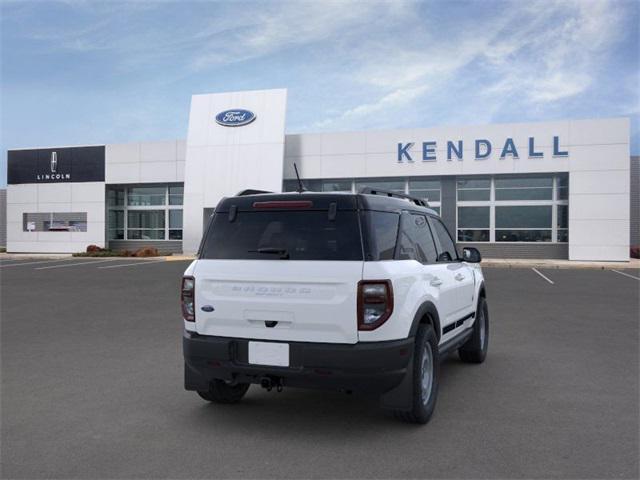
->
[{"left": 442, "top": 312, "right": 475, "bottom": 334}]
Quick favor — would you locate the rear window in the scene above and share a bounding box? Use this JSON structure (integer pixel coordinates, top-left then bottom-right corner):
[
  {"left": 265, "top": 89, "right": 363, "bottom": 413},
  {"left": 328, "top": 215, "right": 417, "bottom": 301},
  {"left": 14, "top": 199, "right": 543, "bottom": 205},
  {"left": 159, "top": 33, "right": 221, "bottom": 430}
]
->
[{"left": 200, "top": 211, "right": 363, "bottom": 260}]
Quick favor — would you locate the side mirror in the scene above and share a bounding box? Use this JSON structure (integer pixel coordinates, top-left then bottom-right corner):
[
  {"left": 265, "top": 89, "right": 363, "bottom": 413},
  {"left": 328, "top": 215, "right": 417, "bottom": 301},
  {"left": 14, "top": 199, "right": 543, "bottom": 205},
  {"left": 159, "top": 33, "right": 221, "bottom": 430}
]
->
[{"left": 462, "top": 247, "right": 482, "bottom": 263}]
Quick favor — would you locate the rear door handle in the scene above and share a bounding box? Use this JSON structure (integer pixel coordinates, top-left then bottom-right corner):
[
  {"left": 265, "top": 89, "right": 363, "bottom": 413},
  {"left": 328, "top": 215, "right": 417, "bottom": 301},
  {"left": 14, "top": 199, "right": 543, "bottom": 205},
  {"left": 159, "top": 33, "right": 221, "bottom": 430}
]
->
[
  {"left": 454, "top": 273, "right": 465, "bottom": 281},
  {"left": 430, "top": 277, "right": 443, "bottom": 287}
]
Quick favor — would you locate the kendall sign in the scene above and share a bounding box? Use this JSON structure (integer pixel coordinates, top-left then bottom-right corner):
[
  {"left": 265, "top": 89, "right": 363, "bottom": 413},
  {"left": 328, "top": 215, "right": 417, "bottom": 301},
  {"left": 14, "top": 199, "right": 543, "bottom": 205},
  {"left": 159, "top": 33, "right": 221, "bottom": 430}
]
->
[{"left": 397, "top": 136, "right": 568, "bottom": 163}]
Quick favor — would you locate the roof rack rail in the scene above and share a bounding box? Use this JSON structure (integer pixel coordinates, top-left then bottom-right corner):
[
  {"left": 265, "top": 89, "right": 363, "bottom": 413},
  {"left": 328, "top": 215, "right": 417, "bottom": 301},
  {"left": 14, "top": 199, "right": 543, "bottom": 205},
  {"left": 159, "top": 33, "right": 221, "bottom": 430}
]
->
[
  {"left": 236, "top": 189, "right": 272, "bottom": 196},
  {"left": 358, "top": 187, "right": 430, "bottom": 207}
]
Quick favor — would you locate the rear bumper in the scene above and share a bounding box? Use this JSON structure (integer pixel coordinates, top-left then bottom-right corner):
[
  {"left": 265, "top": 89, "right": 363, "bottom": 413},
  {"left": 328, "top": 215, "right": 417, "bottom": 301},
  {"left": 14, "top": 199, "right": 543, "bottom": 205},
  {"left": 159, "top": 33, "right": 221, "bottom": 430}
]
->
[{"left": 183, "top": 331, "right": 413, "bottom": 394}]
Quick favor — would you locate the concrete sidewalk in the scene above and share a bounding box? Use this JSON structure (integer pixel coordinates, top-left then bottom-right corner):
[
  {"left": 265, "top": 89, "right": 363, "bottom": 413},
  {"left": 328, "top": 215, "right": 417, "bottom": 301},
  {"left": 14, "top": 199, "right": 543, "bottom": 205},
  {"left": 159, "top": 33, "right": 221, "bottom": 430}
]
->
[
  {"left": 482, "top": 257, "right": 640, "bottom": 269},
  {"left": 2, "top": 252, "right": 638, "bottom": 270},
  {"left": 0, "top": 253, "right": 173, "bottom": 261},
  {"left": 166, "top": 255, "right": 640, "bottom": 269},
  {"left": 0, "top": 253, "right": 72, "bottom": 260}
]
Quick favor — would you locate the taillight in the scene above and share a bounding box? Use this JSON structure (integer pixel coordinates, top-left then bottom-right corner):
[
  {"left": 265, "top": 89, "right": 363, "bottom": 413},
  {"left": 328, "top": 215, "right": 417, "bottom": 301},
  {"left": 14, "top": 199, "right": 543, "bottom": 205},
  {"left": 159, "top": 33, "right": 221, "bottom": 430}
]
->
[
  {"left": 181, "top": 276, "right": 195, "bottom": 322},
  {"left": 357, "top": 280, "right": 393, "bottom": 330}
]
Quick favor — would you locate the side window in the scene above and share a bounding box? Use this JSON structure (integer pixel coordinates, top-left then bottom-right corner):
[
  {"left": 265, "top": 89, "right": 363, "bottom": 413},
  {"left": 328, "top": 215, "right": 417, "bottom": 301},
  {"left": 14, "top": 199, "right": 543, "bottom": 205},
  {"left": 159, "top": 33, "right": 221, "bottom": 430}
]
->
[
  {"left": 429, "top": 217, "right": 458, "bottom": 262},
  {"left": 396, "top": 213, "right": 438, "bottom": 263},
  {"left": 397, "top": 222, "right": 417, "bottom": 261},
  {"left": 365, "top": 211, "right": 400, "bottom": 260}
]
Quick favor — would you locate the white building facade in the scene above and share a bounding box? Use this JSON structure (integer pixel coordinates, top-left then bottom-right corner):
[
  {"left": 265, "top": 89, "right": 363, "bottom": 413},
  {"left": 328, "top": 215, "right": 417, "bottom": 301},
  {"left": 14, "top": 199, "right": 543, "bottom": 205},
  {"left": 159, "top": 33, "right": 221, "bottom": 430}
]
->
[{"left": 5, "top": 88, "right": 635, "bottom": 261}]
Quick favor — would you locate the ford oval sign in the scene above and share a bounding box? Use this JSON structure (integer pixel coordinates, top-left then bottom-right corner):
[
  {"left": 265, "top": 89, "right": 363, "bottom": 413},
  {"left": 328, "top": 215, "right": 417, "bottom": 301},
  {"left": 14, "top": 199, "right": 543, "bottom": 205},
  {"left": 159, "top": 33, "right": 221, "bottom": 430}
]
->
[{"left": 215, "top": 109, "right": 256, "bottom": 127}]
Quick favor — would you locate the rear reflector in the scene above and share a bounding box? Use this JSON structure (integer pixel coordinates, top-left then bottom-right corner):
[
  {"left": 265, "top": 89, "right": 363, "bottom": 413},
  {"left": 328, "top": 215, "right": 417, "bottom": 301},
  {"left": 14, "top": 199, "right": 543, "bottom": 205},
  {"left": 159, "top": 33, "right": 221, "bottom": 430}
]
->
[{"left": 253, "top": 200, "right": 313, "bottom": 209}]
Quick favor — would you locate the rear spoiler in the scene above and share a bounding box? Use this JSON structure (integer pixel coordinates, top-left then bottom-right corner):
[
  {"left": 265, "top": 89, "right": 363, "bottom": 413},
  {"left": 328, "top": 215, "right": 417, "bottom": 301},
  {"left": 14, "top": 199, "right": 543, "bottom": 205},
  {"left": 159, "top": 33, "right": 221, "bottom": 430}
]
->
[{"left": 236, "top": 189, "right": 272, "bottom": 196}]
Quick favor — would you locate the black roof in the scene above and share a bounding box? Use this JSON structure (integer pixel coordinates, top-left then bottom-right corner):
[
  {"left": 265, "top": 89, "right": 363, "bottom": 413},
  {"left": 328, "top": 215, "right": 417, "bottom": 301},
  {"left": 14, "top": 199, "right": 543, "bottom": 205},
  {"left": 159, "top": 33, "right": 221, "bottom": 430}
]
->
[{"left": 215, "top": 191, "right": 439, "bottom": 216}]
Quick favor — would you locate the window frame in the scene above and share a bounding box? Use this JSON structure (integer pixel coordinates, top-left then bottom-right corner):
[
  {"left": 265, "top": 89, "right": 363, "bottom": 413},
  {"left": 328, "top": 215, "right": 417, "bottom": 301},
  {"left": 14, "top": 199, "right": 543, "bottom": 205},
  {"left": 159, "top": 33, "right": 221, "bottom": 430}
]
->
[
  {"left": 408, "top": 178, "right": 442, "bottom": 211},
  {"left": 456, "top": 175, "right": 569, "bottom": 244},
  {"left": 106, "top": 184, "right": 183, "bottom": 241},
  {"left": 126, "top": 209, "right": 166, "bottom": 240},
  {"left": 456, "top": 205, "right": 490, "bottom": 243},
  {"left": 23, "top": 212, "right": 88, "bottom": 233}
]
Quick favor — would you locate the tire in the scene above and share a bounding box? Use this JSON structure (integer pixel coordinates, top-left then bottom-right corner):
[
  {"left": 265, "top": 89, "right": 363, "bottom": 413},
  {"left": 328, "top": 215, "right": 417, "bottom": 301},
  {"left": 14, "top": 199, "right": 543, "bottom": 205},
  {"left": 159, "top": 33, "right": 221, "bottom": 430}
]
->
[
  {"left": 197, "top": 380, "right": 250, "bottom": 404},
  {"left": 394, "top": 323, "right": 440, "bottom": 424},
  {"left": 459, "top": 296, "right": 489, "bottom": 364}
]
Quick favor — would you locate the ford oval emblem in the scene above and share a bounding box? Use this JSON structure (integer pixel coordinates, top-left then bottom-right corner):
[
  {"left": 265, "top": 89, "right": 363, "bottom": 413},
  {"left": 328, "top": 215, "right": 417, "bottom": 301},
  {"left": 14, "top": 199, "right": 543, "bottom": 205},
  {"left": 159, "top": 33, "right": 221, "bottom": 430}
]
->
[{"left": 215, "top": 109, "right": 256, "bottom": 127}]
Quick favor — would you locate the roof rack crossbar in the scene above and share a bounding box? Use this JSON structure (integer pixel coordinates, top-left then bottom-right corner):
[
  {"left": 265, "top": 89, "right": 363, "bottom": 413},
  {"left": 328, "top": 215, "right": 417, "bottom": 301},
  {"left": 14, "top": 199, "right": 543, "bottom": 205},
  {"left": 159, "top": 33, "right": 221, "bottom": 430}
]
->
[{"left": 358, "top": 187, "right": 430, "bottom": 207}]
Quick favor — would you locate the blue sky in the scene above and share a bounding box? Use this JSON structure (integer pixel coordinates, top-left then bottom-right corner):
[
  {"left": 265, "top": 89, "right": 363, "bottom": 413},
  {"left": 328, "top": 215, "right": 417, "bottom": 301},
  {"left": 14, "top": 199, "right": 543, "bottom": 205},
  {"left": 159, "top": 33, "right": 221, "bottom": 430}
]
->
[{"left": 1, "top": 0, "right": 638, "bottom": 186}]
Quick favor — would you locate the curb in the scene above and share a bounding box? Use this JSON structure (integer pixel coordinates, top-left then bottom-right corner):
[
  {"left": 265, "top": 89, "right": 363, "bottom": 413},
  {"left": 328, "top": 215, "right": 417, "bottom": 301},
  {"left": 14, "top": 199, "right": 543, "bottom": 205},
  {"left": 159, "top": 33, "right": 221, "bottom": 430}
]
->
[
  {"left": 482, "top": 260, "right": 640, "bottom": 270},
  {"left": 165, "top": 255, "right": 196, "bottom": 261}
]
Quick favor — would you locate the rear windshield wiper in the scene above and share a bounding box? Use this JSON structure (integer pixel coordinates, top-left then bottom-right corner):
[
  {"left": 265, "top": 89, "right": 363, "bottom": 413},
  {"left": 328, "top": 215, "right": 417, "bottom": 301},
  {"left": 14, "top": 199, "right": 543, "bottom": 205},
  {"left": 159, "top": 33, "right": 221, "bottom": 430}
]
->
[{"left": 249, "top": 247, "right": 290, "bottom": 259}]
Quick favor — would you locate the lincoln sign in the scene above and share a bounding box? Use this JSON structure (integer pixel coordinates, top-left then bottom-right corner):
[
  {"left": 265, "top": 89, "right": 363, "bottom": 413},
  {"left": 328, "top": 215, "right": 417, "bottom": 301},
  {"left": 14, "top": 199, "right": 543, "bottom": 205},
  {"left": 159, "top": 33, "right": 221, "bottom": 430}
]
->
[{"left": 7, "top": 146, "right": 105, "bottom": 184}]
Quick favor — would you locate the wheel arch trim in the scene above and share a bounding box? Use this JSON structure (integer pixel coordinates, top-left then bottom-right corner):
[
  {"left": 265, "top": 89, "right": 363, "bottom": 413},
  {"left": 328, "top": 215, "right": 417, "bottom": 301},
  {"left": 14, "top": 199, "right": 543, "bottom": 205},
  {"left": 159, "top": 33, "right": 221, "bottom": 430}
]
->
[{"left": 408, "top": 301, "right": 442, "bottom": 341}]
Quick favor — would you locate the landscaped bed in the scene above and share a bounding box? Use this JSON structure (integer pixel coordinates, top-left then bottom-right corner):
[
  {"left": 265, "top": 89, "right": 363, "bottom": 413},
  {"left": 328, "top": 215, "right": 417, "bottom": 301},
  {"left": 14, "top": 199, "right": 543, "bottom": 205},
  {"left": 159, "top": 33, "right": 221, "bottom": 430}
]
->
[{"left": 72, "top": 245, "right": 165, "bottom": 258}]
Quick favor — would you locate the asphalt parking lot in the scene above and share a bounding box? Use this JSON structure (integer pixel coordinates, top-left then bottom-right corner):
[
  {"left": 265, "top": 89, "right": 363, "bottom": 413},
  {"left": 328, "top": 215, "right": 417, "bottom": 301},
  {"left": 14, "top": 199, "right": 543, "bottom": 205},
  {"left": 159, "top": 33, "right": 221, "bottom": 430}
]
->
[{"left": 1, "top": 258, "right": 638, "bottom": 479}]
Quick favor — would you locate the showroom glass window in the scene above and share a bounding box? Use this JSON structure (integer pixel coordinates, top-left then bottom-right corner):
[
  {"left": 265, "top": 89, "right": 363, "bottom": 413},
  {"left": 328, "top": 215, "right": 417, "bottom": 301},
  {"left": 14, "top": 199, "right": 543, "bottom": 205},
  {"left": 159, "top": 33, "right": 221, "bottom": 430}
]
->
[
  {"left": 457, "top": 206, "right": 490, "bottom": 242},
  {"left": 107, "top": 184, "right": 183, "bottom": 240},
  {"left": 282, "top": 179, "right": 352, "bottom": 192},
  {"left": 127, "top": 186, "right": 165, "bottom": 206},
  {"left": 408, "top": 178, "right": 441, "bottom": 215},
  {"left": 457, "top": 178, "right": 491, "bottom": 201},
  {"left": 456, "top": 175, "right": 568, "bottom": 243},
  {"left": 355, "top": 178, "right": 405, "bottom": 194},
  {"left": 456, "top": 178, "right": 491, "bottom": 241},
  {"left": 282, "top": 177, "right": 442, "bottom": 216},
  {"left": 23, "top": 212, "right": 87, "bottom": 232}
]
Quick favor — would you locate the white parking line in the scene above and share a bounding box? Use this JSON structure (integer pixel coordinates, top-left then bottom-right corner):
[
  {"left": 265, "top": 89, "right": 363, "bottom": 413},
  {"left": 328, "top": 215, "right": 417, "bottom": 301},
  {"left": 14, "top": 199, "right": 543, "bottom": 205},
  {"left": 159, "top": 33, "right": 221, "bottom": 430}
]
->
[
  {"left": 532, "top": 268, "right": 555, "bottom": 285},
  {"left": 611, "top": 269, "right": 640, "bottom": 281},
  {"left": 98, "top": 259, "right": 167, "bottom": 269},
  {"left": 34, "top": 258, "right": 118, "bottom": 270},
  {"left": 0, "top": 258, "right": 75, "bottom": 268}
]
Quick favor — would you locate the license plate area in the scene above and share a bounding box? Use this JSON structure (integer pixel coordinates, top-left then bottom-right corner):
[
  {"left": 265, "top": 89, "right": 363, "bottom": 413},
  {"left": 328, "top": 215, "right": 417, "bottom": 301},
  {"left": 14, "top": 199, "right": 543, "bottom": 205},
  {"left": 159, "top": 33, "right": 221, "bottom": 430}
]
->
[{"left": 248, "top": 341, "right": 290, "bottom": 367}]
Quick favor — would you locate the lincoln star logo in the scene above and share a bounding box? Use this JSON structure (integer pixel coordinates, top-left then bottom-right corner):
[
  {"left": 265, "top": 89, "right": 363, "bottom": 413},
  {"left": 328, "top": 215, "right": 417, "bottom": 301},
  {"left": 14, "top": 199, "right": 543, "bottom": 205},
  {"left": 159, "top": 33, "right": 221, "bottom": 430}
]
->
[
  {"left": 36, "top": 151, "right": 70, "bottom": 181},
  {"left": 215, "top": 109, "right": 256, "bottom": 127}
]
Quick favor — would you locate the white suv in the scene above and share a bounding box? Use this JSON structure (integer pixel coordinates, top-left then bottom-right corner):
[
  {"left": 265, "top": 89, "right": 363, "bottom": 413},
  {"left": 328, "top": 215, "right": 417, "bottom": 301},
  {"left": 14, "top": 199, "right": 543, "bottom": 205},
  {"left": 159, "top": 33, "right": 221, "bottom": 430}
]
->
[{"left": 182, "top": 189, "right": 488, "bottom": 423}]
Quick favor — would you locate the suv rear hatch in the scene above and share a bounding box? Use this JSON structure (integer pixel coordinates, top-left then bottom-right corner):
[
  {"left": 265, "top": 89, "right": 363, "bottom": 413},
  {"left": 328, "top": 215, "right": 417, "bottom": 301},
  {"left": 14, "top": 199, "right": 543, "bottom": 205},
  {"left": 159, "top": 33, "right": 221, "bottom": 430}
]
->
[{"left": 193, "top": 195, "right": 363, "bottom": 344}]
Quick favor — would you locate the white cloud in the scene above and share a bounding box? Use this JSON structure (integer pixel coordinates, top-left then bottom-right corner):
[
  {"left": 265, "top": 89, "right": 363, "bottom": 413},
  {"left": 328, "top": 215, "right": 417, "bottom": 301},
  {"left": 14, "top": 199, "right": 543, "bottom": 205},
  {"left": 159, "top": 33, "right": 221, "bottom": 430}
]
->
[
  {"left": 311, "top": 0, "right": 628, "bottom": 130},
  {"left": 190, "top": 0, "right": 413, "bottom": 70},
  {"left": 479, "top": 0, "right": 623, "bottom": 103},
  {"left": 2, "top": 0, "right": 635, "bottom": 143},
  {"left": 313, "top": 85, "right": 428, "bottom": 129}
]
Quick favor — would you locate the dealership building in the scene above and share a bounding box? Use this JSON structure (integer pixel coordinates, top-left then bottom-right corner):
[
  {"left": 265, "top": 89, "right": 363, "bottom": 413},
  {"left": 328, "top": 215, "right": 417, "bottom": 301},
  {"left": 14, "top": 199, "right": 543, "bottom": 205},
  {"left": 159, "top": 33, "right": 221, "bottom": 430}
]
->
[{"left": 4, "top": 88, "right": 638, "bottom": 261}]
